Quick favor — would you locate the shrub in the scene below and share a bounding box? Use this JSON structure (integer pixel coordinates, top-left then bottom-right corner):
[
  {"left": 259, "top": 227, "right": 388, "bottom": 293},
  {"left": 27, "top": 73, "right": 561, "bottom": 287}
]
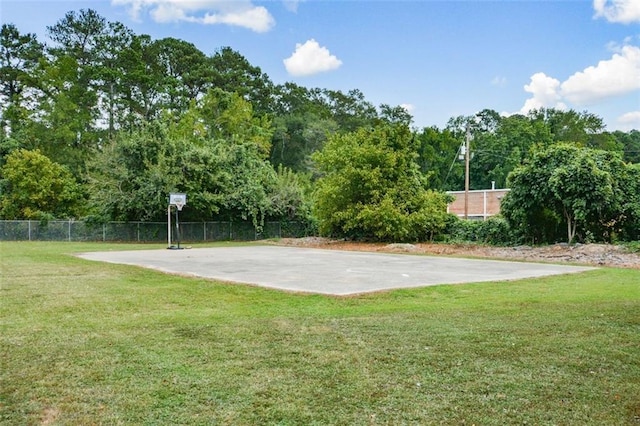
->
[{"left": 444, "top": 215, "right": 516, "bottom": 245}]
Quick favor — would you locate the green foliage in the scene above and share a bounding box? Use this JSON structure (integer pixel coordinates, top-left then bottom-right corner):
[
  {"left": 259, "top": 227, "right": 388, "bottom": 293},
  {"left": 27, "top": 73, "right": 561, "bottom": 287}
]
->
[
  {"left": 528, "top": 108, "right": 619, "bottom": 150},
  {"left": 613, "top": 129, "right": 640, "bottom": 164},
  {"left": 471, "top": 113, "right": 553, "bottom": 189},
  {"left": 269, "top": 165, "right": 314, "bottom": 223},
  {"left": 502, "top": 144, "right": 637, "bottom": 244},
  {"left": 414, "top": 126, "right": 462, "bottom": 190},
  {"left": 86, "top": 119, "right": 278, "bottom": 226},
  {"left": 617, "top": 163, "right": 640, "bottom": 241},
  {"left": 0, "top": 24, "right": 44, "bottom": 135},
  {"left": 444, "top": 215, "right": 516, "bottom": 245},
  {"left": 3, "top": 11, "right": 640, "bottom": 244},
  {"left": 0, "top": 148, "right": 84, "bottom": 219},
  {"left": 313, "top": 124, "right": 450, "bottom": 241},
  {"left": 197, "top": 89, "right": 273, "bottom": 158}
]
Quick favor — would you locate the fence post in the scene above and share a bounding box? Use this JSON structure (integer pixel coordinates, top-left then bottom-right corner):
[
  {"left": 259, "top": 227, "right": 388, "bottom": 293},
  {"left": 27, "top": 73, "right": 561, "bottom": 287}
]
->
[
  {"left": 103, "top": 224, "right": 106, "bottom": 242},
  {"left": 203, "top": 222, "right": 206, "bottom": 242},
  {"left": 68, "top": 219, "right": 72, "bottom": 241},
  {"left": 28, "top": 220, "right": 32, "bottom": 241}
]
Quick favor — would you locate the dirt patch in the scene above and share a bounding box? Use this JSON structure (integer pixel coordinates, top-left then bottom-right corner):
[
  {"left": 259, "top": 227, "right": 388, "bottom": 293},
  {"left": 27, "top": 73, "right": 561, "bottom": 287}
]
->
[
  {"left": 275, "top": 238, "right": 640, "bottom": 269},
  {"left": 40, "top": 407, "right": 59, "bottom": 425}
]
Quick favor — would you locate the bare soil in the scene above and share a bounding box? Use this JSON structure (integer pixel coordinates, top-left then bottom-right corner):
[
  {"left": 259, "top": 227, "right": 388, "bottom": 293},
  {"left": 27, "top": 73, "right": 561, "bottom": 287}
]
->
[{"left": 276, "top": 237, "right": 640, "bottom": 269}]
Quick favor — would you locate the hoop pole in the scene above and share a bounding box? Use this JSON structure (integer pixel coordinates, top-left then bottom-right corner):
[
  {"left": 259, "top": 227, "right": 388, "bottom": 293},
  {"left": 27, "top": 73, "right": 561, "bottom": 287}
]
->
[
  {"left": 175, "top": 207, "right": 181, "bottom": 249},
  {"left": 167, "top": 205, "right": 172, "bottom": 248}
]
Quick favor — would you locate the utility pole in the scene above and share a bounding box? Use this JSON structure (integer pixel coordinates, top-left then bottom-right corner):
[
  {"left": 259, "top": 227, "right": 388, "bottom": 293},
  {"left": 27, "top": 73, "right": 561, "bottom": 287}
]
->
[{"left": 464, "top": 125, "right": 471, "bottom": 220}]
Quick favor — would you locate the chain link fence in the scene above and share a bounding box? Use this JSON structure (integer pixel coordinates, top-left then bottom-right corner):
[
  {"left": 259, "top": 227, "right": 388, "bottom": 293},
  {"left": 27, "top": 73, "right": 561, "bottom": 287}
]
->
[{"left": 0, "top": 220, "right": 312, "bottom": 242}]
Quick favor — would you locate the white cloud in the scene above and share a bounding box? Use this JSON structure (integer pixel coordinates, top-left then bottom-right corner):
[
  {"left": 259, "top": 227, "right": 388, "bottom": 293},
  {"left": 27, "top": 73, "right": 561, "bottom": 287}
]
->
[
  {"left": 200, "top": 7, "right": 274, "bottom": 32},
  {"left": 111, "top": 0, "right": 275, "bottom": 32},
  {"left": 561, "top": 45, "right": 640, "bottom": 105},
  {"left": 519, "top": 44, "right": 640, "bottom": 114},
  {"left": 616, "top": 110, "right": 640, "bottom": 131},
  {"left": 519, "top": 72, "right": 566, "bottom": 114},
  {"left": 593, "top": 0, "right": 640, "bottom": 24},
  {"left": 283, "top": 39, "right": 342, "bottom": 77},
  {"left": 400, "top": 103, "right": 415, "bottom": 113}
]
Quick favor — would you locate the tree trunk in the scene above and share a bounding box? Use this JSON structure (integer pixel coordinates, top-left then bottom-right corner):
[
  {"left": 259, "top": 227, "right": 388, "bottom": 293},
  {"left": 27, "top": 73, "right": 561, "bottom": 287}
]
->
[{"left": 564, "top": 208, "right": 577, "bottom": 244}]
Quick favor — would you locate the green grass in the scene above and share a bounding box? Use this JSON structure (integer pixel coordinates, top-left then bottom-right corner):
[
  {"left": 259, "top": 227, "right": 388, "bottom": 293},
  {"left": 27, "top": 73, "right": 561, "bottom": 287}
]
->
[{"left": 1, "top": 242, "right": 639, "bottom": 425}]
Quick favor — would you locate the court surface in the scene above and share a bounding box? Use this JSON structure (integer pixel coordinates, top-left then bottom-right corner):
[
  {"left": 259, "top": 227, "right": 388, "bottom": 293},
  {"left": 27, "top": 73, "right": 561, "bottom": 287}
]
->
[{"left": 78, "top": 245, "right": 596, "bottom": 295}]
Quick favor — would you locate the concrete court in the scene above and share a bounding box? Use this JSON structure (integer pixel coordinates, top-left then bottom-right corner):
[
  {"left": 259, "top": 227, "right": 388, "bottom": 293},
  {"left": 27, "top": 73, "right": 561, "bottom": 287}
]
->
[{"left": 77, "top": 245, "right": 596, "bottom": 296}]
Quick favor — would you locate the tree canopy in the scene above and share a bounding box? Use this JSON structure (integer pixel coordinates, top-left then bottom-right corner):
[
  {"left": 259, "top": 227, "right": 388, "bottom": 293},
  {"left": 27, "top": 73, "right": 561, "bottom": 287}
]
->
[
  {"left": 312, "top": 124, "right": 451, "bottom": 241},
  {"left": 501, "top": 144, "right": 638, "bottom": 244},
  {"left": 0, "top": 10, "right": 638, "bottom": 244},
  {"left": 0, "top": 148, "right": 83, "bottom": 220}
]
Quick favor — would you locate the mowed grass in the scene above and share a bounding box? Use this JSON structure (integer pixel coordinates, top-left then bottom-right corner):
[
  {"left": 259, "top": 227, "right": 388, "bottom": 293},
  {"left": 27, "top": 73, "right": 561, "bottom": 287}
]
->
[{"left": 1, "top": 242, "right": 639, "bottom": 425}]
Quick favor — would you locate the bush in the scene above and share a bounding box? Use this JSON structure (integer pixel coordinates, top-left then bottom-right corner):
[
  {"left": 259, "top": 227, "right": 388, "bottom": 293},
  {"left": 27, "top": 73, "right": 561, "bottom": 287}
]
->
[{"left": 444, "top": 215, "right": 516, "bottom": 245}]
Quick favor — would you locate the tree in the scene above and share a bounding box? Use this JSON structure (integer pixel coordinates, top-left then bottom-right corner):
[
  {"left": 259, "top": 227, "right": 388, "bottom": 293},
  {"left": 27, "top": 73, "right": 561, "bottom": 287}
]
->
[
  {"left": 471, "top": 114, "right": 553, "bottom": 189},
  {"left": 414, "top": 126, "right": 462, "bottom": 190},
  {"left": 618, "top": 163, "right": 640, "bottom": 241},
  {"left": 323, "top": 88, "right": 378, "bottom": 132},
  {"left": 154, "top": 37, "right": 213, "bottom": 113},
  {"left": 86, "top": 90, "right": 290, "bottom": 227},
  {"left": 210, "top": 47, "right": 274, "bottom": 115},
  {"left": 93, "top": 20, "right": 135, "bottom": 139},
  {"left": 182, "top": 89, "right": 273, "bottom": 158},
  {"left": 269, "top": 165, "right": 314, "bottom": 223},
  {"left": 10, "top": 9, "right": 110, "bottom": 176},
  {"left": 528, "top": 108, "right": 620, "bottom": 151},
  {"left": 378, "top": 104, "right": 413, "bottom": 127},
  {"left": 0, "top": 24, "right": 44, "bottom": 137},
  {"left": 312, "top": 124, "right": 451, "bottom": 241},
  {"left": 0, "top": 149, "right": 83, "bottom": 219},
  {"left": 613, "top": 129, "right": 640, "bottom": 164},
  {"left": 270, "top": 113, "right": 338, "bottom": 172},
  {"left": 502, "top": 144, "right": 633, "bottom": 244}
]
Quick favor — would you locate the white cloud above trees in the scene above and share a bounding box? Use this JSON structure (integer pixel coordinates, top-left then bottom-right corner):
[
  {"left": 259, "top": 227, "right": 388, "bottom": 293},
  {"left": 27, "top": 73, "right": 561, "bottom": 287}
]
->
[
  {"left": 520, "top": 72, "right": 566, "bottom": 113},
  {"left": 520, "top": 44, "right": 640, "bottom": 114},
  {"left": 283, "top": 39, "right": 342, "bottom": 76},
  {"left": 562, "top": 44, "right": 640, "bottom": 105},
  {"left": 617, "top": 111, "right": 640, "bottom": 131},
  {"left": 111, "top": 0, "right": 275, "bottom": 32}
]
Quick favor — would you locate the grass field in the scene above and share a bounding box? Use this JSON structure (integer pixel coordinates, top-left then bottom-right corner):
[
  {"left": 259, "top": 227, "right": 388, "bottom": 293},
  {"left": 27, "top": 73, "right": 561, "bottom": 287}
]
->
[{"left": 1, "top": 242, "right": 639, "bottom": 425}]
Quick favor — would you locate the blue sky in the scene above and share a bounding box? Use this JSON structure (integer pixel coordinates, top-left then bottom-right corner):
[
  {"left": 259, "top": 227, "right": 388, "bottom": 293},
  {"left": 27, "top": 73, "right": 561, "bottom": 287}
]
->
[{"left": 2, "top": 0, "right": 639, "bottom": 131}]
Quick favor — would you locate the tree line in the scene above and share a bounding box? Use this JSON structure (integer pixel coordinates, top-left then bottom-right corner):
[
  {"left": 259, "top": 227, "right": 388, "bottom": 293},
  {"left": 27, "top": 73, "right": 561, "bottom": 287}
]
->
[{"left": 1, "top": 9, "right": 639, "bottom": 244}]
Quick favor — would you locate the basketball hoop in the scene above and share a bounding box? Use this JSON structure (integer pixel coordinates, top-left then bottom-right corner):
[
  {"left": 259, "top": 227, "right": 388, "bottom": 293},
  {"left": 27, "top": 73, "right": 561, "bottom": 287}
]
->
[
  {"left": 169, "top": 193, "right": 186, "bottom": 210},
  {"left": 168, "top": 193, "right": 187, "bottom": 249}
]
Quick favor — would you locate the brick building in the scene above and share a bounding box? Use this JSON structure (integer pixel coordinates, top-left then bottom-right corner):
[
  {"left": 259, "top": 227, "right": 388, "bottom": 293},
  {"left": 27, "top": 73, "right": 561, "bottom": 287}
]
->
[{"left": 446, "top": 188, "right": 510, "bottom": 220}]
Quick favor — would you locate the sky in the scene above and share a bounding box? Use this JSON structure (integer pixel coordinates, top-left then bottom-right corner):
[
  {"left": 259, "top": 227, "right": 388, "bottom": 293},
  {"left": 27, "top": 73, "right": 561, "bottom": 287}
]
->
[{"left": 2, "top": 0, "right": 639, "bottom": 131}]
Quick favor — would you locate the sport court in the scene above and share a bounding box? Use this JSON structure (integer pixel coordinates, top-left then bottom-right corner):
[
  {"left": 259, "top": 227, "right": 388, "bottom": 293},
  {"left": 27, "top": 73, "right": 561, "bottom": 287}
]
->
[{"left": 78, "top": 246, "right": 596, "bottom": 295}]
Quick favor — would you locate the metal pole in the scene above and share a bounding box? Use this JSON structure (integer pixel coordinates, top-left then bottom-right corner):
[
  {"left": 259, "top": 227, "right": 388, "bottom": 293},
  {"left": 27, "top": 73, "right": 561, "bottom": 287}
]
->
[
  {"left": 167, "top": 205, "right": 172, "bottom": 248},
  {"left": 464, "top": 125, "right": 471, "bottom": 220},
  {"left": 175, "top": 208, "right": 180, "bottom": 249}
]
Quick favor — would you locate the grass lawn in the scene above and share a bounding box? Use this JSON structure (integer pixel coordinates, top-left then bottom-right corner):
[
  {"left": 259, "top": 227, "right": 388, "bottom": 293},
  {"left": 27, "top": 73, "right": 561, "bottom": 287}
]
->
[{"left": 1, "top": 241, "right": 639, "bottom": 425}]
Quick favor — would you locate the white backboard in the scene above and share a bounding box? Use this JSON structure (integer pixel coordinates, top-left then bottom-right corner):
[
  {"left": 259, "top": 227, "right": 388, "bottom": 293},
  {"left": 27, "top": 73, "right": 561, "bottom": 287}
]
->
[{"left": 169, "top": 193, "right": 187, "bottom": 206}]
